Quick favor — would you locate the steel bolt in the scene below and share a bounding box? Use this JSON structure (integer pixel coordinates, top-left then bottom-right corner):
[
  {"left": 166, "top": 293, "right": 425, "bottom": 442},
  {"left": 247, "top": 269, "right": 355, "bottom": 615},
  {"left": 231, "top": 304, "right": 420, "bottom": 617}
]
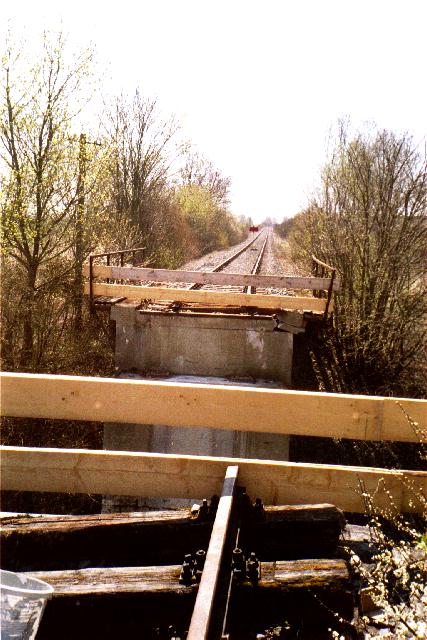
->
[
  {"left": 253, "top": 497, "right": 265, "bottom": 521},
  {"left": 247, "top": 551, "right": 260, "bottom": 583},
  {"left": 195, "top": 549, "right": 206, "bottom": 582},
  {"left": 179, "top": 554, "right": 194, "bottom": 584},
  {"left": 232, "top": 547, "right": 246, "bottom": 581},
  {"left": 195, "top": 549, "right": 206, "bottom": 569},
  {"left": 239, "top": 491, "right": 252, "bottom": 521},
  {"left": 209, "top": 494, "right": 219, "bottom": 517},
  {"left": 198, "top": 498, "right": 209, "bottom": 520}
]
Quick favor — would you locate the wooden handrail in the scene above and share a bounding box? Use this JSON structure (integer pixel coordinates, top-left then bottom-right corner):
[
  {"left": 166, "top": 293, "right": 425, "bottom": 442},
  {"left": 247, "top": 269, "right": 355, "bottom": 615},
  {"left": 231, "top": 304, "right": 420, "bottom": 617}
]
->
[
  {"left": 1, "top": 373, "right": 425, "bottom": 443},
  {"left": 83, "top": 264, "right": 341, "bottom": 292},
  {"left": 1, "top": 446, "right": 425, "bottom": 513},
  {"left": 1, "top": 373, "right": 425, "bottom": 513},
  {"left": 84, "top": 282, "right": 332, "bottom": 314}
]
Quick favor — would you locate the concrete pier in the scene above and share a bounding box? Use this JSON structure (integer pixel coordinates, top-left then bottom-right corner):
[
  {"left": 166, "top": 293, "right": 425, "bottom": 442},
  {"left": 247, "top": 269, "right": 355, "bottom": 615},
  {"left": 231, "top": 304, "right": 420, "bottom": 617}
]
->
[{"left": 112, "top": 302, "right": 306, "bottom": 386}]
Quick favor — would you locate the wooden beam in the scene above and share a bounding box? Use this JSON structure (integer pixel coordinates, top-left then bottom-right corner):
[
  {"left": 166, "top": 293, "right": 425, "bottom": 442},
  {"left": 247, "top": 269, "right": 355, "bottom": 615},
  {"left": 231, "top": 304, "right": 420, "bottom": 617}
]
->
[
  {"left": 83, "top": 264, "right": 340, "bottom": 292},
  {"left": 0, "top": 510, "right": 210, "bottom": 572},
  {"left": 25, "top": 565, "right": 191, "bottom": 596},
  {"left": 252, "top": 558, "right": 349, "bottom": 590},
  {"left": 1, "top": 446, "right": 426, "bottom": 513},
  {"left": 83, "top": 282, "right": 330, "bottom": 313},
  {"left": 1, "top": 505, "right": 345, "bottom": 572},
  {"left": 1, "top": 373, "right": 425, "bottom": 443},
  {"left": 24, "top": 559, "right": 348, "bottom": 598},
  {"left": 187, "top": 465, "right": 239, "bottom": 640}
]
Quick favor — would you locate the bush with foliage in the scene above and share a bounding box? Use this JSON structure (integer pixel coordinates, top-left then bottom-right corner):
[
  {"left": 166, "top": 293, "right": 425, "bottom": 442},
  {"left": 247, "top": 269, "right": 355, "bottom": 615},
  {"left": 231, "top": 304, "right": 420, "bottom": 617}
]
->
[{"left": 288, "top": 124, "right": 426, "bottom": 398}]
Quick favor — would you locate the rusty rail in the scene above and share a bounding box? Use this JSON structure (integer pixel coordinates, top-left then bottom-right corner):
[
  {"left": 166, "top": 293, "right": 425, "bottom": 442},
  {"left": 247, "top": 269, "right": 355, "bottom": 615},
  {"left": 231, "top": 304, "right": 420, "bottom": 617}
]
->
[{"left": 187, "top": 466, "right": 240, "bottom": 640}]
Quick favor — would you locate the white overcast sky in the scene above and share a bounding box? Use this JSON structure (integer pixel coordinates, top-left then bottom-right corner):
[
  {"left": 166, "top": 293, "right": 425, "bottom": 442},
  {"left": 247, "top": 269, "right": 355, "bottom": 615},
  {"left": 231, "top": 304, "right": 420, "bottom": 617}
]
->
[{"left": 3, "top": 0, "right": 427, "bottom": 223}]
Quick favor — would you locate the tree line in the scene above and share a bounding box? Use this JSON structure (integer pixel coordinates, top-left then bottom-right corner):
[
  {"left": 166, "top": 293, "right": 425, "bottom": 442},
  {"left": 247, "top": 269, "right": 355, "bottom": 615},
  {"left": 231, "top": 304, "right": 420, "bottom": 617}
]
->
[
  {"left": 276, "top": 123, "right": 426, "bottom": 398},
  {"left": 1, "top": 33, "right": 249, "bottom": 373}
]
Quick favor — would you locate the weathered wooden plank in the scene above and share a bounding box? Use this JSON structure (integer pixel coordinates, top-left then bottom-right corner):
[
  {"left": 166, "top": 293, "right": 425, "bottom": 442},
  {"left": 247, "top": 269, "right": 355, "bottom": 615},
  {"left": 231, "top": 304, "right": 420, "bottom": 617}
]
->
[
  {"left": 0, "top": 374, "right": 424, "bottom": 442},
  {"left": 1, "top": 446, "right": 426, "bottom": 513},
  {"left": 1, "top": 504, "right": 345, "bottom": 571},
  {"left": 25, "top": 565, "right": 189, "bottom": 596},
  {"left": 83, "top": 282, "right": 330, "bottom": 313},
  {"left": 187, "top": 465, "right": 239, "bottom": 640},
  {"left": 240, "top": 503, "right": 345, "bottom": 562},
  {"left": 24, "top": 565, "right": 189, "bottom": 598},
  {"left": 83, "top": 264, "right": 341, "bottom": 292},
  {"left": 1, "top": 373, "right": 425, "bottom": 443},
  {"left": 0, "top": 510, "right": 210, "bottom": 571},
  {"left": 256, "top": 558, "right": 349, "bottom": 589},
  {"left": 24, "top": 559, "right": 348, "bottom": 598}
]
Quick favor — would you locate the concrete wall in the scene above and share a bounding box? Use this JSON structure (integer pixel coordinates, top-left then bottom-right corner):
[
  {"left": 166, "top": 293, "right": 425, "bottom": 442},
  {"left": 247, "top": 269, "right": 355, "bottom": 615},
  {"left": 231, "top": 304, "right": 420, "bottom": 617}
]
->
[{"left": 112, "top": 303, "right": 297, "bottom": 386}]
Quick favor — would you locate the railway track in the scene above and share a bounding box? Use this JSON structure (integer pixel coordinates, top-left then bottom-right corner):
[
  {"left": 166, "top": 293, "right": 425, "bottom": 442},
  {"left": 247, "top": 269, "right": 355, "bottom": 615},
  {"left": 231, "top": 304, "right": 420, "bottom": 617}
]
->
[
  {"left": 2, "top": 481, "right": 356, "bottom": 639},
  {"left": 182, "top": 229, "right": 297, "bottom": 300},
  {"left": 188, "top": 230, "right": 269, "bottom": 294}
]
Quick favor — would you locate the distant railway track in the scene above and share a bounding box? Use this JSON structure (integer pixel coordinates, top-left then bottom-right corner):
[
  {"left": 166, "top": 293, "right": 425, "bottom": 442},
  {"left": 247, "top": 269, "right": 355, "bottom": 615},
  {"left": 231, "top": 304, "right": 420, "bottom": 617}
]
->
[{"left": 189, "top": 229, "right": 269, "bottom": 294}]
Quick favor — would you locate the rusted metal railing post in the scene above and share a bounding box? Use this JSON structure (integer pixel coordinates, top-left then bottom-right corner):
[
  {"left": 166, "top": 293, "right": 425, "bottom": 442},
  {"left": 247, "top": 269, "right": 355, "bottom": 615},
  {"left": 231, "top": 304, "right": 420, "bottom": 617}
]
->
[
  {"left": 312, "top": 255, "right": 338, "bottom": 312},
  {"left": 89, "top": 255, "right": 94, "bottom": 314},
  {"left": 120, "top": 253, "right": 124, "bottom": 284},
  {"left": 87, "top": 247, "right": 145, "bottom": 310},
  {"left": 324, "top": 269, "right": 336, "bottom": 320}
]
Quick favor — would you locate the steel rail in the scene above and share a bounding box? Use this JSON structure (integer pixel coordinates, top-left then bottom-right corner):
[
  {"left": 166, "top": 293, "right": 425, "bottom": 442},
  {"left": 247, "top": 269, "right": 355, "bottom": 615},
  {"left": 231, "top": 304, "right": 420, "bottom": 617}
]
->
[
  {"left": 244, "top": 231, "right": 269, "bottom": 295},
  {"left": 187, "top": 465, "right": 240, "bottom": 640},
  {"left": 188, "top": 229, "right": 266, "bottom": 290}
]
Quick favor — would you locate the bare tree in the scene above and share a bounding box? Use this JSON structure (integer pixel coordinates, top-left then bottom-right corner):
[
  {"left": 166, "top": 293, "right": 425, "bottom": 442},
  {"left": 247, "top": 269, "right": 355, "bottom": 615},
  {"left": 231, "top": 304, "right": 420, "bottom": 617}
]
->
[
  {"left": 104, "top": 91, "right": 182, "bottom": 256},
  {"left": 179, "top": 149, "right": 231, "bottom": 208}
]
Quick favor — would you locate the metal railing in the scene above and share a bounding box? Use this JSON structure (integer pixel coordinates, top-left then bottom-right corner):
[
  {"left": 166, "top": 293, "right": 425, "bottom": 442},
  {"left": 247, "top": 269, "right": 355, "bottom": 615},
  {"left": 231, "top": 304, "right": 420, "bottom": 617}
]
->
[
  {"left": 312, "top": 255, "right": 337, "bottom": 319},
  {"left": 89, "top": 247, "right": 145, "bottom": 311}
]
